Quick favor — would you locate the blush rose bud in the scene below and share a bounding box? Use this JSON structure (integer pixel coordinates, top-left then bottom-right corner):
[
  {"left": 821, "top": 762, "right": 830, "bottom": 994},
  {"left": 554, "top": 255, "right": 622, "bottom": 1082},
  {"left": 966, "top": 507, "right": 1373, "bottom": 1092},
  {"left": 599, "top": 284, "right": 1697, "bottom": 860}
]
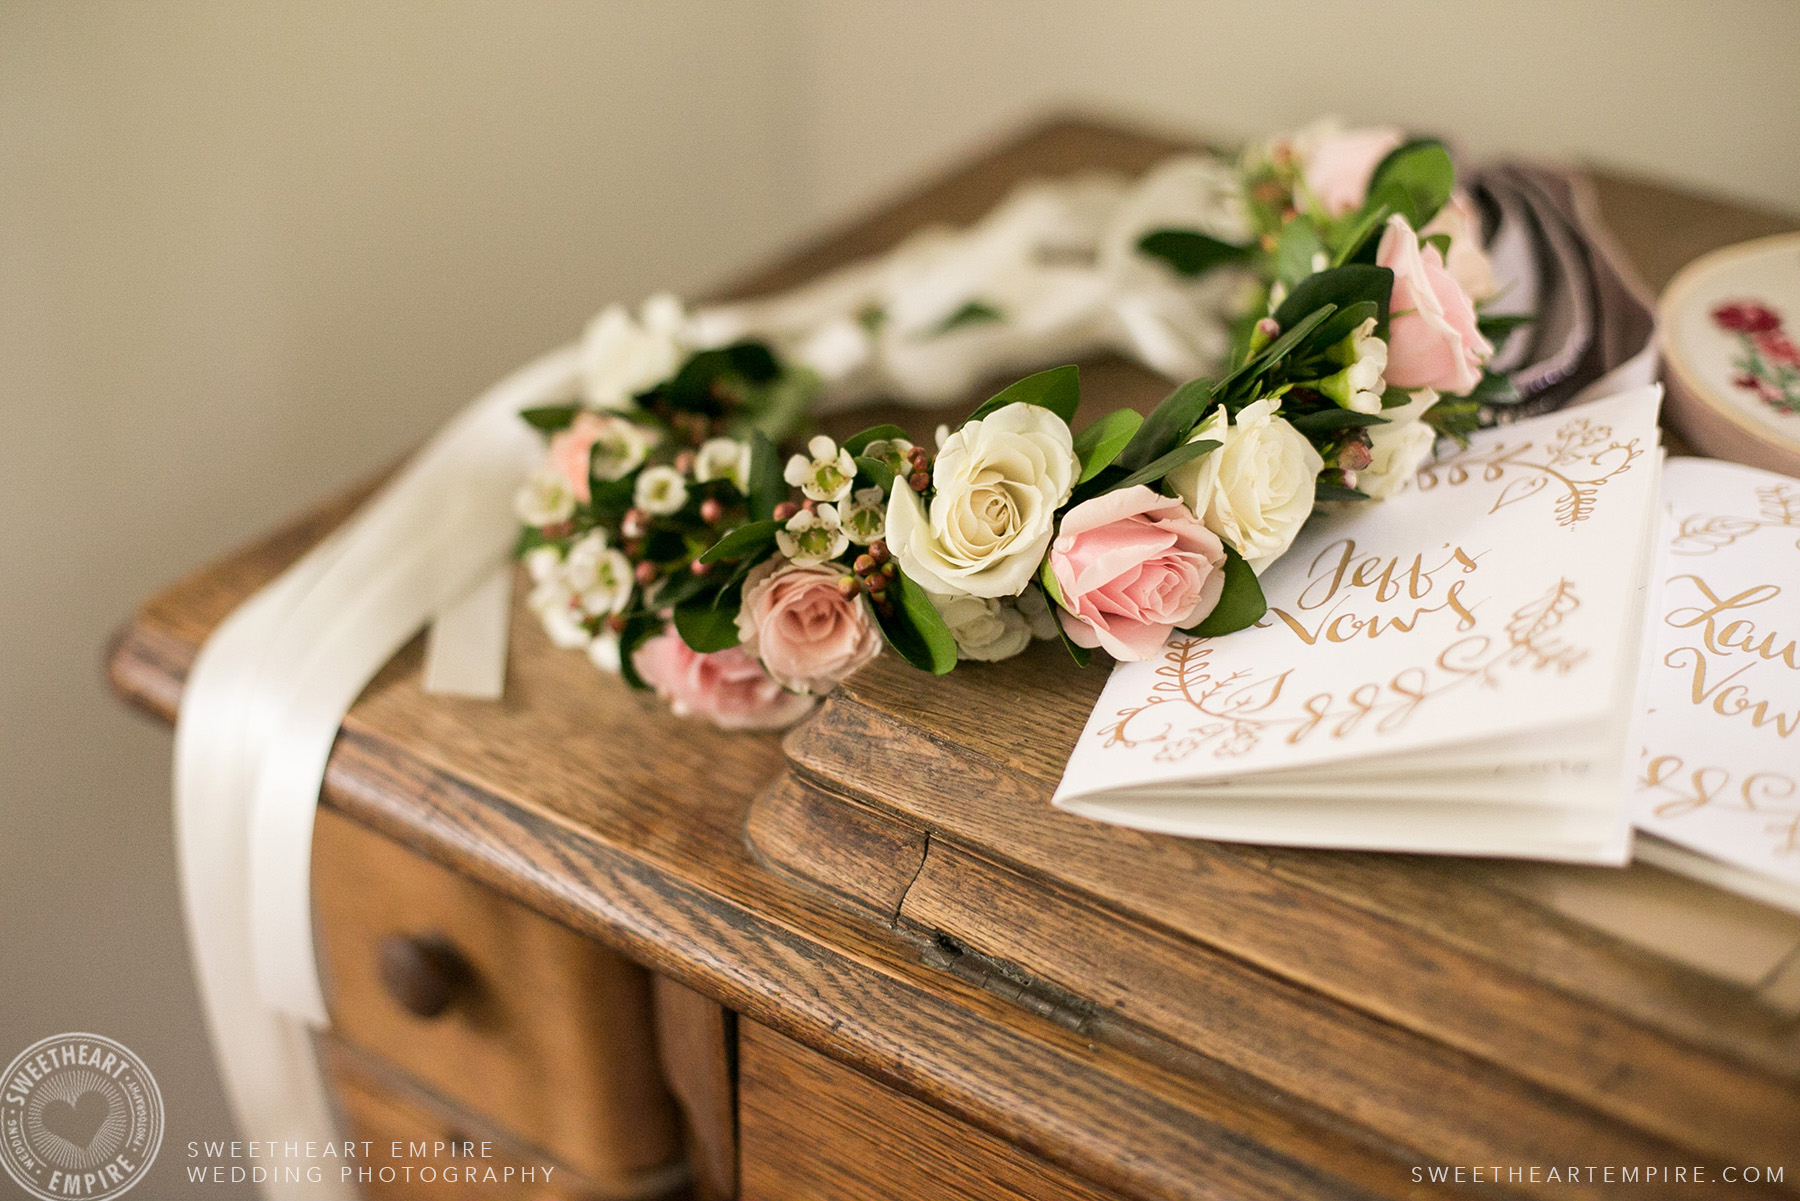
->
[{"left": 699, "top": 497, "right": 724, "bottom": 524}]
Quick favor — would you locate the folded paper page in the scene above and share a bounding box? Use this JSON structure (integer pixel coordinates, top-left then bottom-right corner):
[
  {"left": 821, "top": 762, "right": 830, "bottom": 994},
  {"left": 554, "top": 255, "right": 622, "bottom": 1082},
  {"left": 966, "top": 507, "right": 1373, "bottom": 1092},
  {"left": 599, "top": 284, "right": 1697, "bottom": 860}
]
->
[
  {"left": 1631, "top": 457, "right": 1800, "bottom": 914},
  {"left": 1055, "top": 385, "right": 1665, "bottom": 863}
]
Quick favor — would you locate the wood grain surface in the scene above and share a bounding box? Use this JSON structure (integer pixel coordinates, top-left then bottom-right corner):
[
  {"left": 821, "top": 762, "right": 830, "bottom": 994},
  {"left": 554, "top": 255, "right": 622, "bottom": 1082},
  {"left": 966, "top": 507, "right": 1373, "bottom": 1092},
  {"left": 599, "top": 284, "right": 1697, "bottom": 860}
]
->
[
  {"left": 109, "top": 116, "right": 1800, "bottom": 1201},
  {"left": 737, "top": 1021, "right": 1130, "bottom": 1201}
]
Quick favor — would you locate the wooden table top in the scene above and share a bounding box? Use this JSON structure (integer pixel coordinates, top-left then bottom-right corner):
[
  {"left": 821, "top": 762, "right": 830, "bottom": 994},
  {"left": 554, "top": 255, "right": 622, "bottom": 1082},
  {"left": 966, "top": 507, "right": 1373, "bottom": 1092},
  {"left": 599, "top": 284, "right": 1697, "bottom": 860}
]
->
[{"left": 110, "top": 118, "right": 1800, "bottom": 1201}]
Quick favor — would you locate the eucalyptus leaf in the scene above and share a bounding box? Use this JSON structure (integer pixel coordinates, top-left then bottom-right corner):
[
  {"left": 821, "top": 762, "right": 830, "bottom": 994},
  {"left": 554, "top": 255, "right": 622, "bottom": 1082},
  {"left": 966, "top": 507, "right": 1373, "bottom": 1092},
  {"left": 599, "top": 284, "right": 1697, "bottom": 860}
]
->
[
  {"left": 1362, "top": 138, "right": 1454, "bottom": 229},
  {"left": 697, "top": 519, "right": 780, "bottom": 564},
  {"left": 673, "top": 601, "right": 740, "bottom": 653},
  {"left": 519, "top": 403, "right": 582, "bottom": 433},
  {"left": 1137, "top": 229, "right": 1253, "bottom": 277},
  {"left": 963, "top": 364, "right": 1080, "bottom": 427},
  {"left": 1181, "top": 545, "right": 1266, "bottom": 637},
  {"left": 1103, "top": 439, "right": 1219, "bottom": 495},
  {"left": 1072, "top": 409, "right": 1143, "bottom": 484}
]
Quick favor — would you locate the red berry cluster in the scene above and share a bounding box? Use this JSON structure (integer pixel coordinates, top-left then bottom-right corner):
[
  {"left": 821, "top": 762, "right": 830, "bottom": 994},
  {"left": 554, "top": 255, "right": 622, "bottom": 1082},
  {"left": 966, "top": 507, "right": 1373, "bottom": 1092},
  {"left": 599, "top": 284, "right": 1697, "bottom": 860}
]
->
[{"left": 847, "top": 540, "right": 898, "bottom": 617}]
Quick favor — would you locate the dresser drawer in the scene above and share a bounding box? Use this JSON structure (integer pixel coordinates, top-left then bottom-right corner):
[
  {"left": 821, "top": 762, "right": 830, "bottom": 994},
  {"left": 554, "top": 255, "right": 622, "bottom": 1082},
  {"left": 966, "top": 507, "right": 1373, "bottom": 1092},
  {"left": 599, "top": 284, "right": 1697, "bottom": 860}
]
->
[
  {"left": 738, "top": 1021, "right": 1127, "bottom": 1201},
  {"left": 313, "top": 810, "right": 683, "bottom": 1195}
]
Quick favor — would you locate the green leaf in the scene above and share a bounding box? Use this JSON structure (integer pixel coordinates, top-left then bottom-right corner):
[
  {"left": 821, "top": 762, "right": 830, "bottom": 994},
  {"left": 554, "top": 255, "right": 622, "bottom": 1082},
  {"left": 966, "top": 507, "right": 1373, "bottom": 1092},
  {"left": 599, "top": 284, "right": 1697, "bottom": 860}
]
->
[
  {"left": 1137, "top": 229, "right": 1253, "bottom": 277},
  {"left": 1115, "top": 377, "right": 1215, "bottom": 473},
  {"left": 614, "top": 611, "right": 664, "bottom": 692},
  {"left": 855, "top": 455, "right": 896, "bottom": 494},
  {"left": 726, "top": 340, "right": 780, "bottom": 383},
  {"left": 513, "top": 525, "right": 553, "bottom": 557},
  {"left": 1274, "top": 219, "right": 1325, "bottom": 288},
  {"left": 1104, "top": 439, "right": 1219, "bottom": 494},
  {"left": 519, "top": 403, "right": 582, "bottom": 433},
  {"left": 843, "top": 423, "right": 910, "bottom": 456},
  {"left": 872, "top": 569, "right": 958, "bottom": 674},
  {"left": 1038, "top": 560, "right": 1091, "bottom": 666},
  {"left": 650, "top": 565, "right": 716, "bottom": 610},
  {"left": 1329, "top": 202, "right": 1391, "bottom": 267},
  {"left": 1217, "top": 304, "right": 1335, "bottom": 396},
  {"left": 1477, "top": 312, "right": 1534, "bottom": 351},
  {"left": 1307, "top": 299, "right": 1380, "bottom": 354},
  {"left": 1072, "top": 409, "right": 1143, "bottom": 484},
  {"left": 697, "top": 519, "right": 780, "bottom": 564},
  {"left": 1182, "top": 545, "right": 1266, "bottom": 637},
  {"left": 746, "top": 430, "right": 785, "bottom": 521},
  {"left": 1314, "top": 480, "right": 1372, "bottom": 502},
  {"left": 673, "top": 601, "right": 740, "bottom": 653},
  {"left": 964, "top": 364, "right": 1080, "bottom": 427},
  {"left": 1465, "top": 369, "right": 1522, "bottom": 406},
  {"left": 1363, "top": 138, "right": 1454, "bottom": 229},
  {"left": 1272, "top": 265, "right": 1394, "bottom": 334},
  {"left": 1287, "top": 408, "right": 1390, "bottom": 435},
  {"left": 1421, "top": 232, "right": 1452, "bottom": 259},
  {"left": 933, "top": 299, "right": 1005, "bottom": 334}
]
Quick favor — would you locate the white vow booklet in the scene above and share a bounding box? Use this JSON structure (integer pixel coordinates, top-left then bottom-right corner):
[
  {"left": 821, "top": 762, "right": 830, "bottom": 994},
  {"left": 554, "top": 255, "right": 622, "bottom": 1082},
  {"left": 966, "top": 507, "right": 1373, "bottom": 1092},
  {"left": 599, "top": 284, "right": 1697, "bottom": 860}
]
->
[
  {"left": 1054, "top": 386, "right": 1666, "bottom": 864},
  {"left": 1631, "top": 457, "right": 1800, "bottom": 913}
]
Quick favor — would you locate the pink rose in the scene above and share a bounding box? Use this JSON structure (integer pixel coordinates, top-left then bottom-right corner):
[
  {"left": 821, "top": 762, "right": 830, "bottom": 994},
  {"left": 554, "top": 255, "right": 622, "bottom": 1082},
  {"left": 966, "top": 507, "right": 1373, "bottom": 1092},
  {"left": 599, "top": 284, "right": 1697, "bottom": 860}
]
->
[
  {"left": 632, "top": 630, "right": 815, "bottom": 730},
  {"left": 736, "top": 560, "right": 883, "bottom": 694},
  {"left": 548, "top": 411, "right": 606, "bottom": 502},
  {"left": 1377, "top": 214, "right": 1494, "bottom": 396},
  {"left": 1302, "top": 125, "right": 1403, "bottom": 218},
  {"left": 1048, "top": 485, "right": 1228, "bottom": 662},
  {"left": 1420, "top": 191, "right": 1496, "bottom": 303}
]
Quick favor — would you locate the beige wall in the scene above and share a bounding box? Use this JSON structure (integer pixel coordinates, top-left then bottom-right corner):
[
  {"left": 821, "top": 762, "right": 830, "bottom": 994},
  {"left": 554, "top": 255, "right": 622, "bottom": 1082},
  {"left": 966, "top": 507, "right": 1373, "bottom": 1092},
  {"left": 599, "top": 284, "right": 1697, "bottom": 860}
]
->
[{"left": 2, "top": 2, "right": 1795, "bottom": 1196}]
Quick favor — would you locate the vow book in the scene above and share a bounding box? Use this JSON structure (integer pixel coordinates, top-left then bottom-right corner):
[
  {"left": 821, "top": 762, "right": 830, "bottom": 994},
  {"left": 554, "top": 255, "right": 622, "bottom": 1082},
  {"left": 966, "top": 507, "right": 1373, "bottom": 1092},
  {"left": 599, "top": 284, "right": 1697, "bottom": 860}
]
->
[
  {"left": 1055, "top": 386, "right": 1666, "bottom": 864},
  {"left": 1631, "top": 457, "right": 1800, "bottom": 913}
]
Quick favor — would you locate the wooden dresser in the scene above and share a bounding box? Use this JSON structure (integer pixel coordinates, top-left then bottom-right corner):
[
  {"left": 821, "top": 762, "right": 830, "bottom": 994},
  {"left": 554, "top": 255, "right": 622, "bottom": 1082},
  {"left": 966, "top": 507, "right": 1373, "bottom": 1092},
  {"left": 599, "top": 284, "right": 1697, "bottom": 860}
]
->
[{"left": 109, "top": 120, "right": 1800, "bottom": 1201}]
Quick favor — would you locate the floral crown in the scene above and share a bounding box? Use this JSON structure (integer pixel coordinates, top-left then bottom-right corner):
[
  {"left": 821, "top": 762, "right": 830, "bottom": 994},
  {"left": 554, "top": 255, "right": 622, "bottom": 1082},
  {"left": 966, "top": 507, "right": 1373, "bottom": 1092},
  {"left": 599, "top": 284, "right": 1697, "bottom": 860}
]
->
[{"left": 514, "top": 125, "right": 1523, "bottom": 729}]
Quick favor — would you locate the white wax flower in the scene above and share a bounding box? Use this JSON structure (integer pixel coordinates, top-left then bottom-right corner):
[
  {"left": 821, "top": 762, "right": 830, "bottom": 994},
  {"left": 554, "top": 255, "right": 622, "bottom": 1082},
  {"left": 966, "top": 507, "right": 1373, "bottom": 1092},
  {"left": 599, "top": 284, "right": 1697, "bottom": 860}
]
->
[
  {"left": 1320, "top": 317, "right": 1388, "bottom": 415},
  {"left": 926, "top": 591, "right": 1033, "bottom": 662},
  {"left": 1358, "top": 388, "right": 1442, "bottom": 500},
  {"left": 587, "top": 415, "right": 657, "bottom": 482},
  {"left": 634, "top": 465, "right": 689, "bottom": 516},
  {"left": 514, "top": 468, "right": 576, "bottom": 526},
  {"left": 1167, "top": 398, "right": 1323, "bottom": 574},
  {"left": 860, "top": 438, "right": 915, "bottom": 479},
  {"left": 562, "top": 532, "right": 634, "bottom": 617},
  {"left": 838, "top": 486, "right": 887, "bottom": 545},
  {"left": 785, "top": 435, "right": 856, "bottom": 503},
  {"left": 775, "top": 504, "right": 850, "bottom": 566},
  {"left": 523, "top": 544, "right": 563, "bottom": 585},
  {"left": 887, "top": 403, "right": 1076, "bottom": 598},
  {"left": 579, "top": 294, "right": 685, "bottom": 410},
  {"left": 695, "top": 437, "right": 751, "bottom": 492},
  {"left": 527, "top": 579, "right": 591, "bottom": 649},
  {"left": 586, "top": 629, "right": 622, "bottom": 675}
]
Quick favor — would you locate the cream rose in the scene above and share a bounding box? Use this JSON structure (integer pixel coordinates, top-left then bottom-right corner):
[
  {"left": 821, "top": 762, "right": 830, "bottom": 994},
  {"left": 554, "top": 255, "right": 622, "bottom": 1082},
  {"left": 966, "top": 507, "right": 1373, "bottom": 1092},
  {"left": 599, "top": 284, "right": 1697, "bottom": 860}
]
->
[
  {"left": 579, "top": 294, "right": 685, "bottom": 410},
  {"left": 925, "top": 591, "right": 1033, "bottom": 662},
  {"left": 886, "top": 403, "right": 1077, "bottom": 598},
  {"left": 1358, "top": 388, "right": 1441, "bottom": 500},
  {"left": 1167, "top": 398, "right": 1323, "bottom": 574}
]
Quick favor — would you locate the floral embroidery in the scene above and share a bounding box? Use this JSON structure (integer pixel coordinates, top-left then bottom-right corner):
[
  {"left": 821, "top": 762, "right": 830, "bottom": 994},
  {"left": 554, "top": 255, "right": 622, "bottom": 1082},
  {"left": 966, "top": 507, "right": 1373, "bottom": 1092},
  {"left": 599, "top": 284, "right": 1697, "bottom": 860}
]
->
[{"left": 1714, "top": 301, "right": 1800, "bottom": 416}]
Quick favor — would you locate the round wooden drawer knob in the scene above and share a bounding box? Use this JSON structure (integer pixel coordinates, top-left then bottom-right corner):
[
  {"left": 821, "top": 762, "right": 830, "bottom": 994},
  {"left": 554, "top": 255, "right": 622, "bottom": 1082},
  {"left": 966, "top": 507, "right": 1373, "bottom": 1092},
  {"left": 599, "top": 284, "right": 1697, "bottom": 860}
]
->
[{"left": 377, "top": 933, "right": 472, "bottom": 1019}]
